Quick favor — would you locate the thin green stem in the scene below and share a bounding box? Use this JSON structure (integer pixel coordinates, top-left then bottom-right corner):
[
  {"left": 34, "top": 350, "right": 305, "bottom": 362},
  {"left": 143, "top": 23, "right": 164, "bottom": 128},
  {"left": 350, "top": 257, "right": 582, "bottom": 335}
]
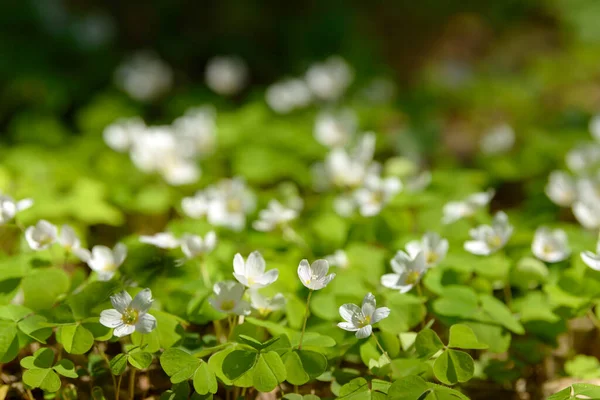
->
[
  {"left": 372, "top": 332, "right": 392, "bottom": 363},
  {"left": 97, "top": 345, "right": 117, "bottom": 397},
  {"left": 128, "top": 368, "right": 136, "bottom": 400},
  {"left": 199, "top": 256, "right": 211, "bottom": 286},
  {"left": 298, "top": 290, "right": 313, "bottom": 350},
  {"left": 116, "top": 374, "right": 123, "bottom": 400}
]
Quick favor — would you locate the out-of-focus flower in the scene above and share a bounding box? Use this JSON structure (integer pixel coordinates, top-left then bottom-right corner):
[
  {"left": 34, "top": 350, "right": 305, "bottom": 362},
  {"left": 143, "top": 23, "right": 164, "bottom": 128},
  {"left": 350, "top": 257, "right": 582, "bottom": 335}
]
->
[
  {"left": 406, "top": 232, "right": 448, "bottom": 268},
  {"left": 333, "top": 194, "right": 357, "bottom": 217},
  {"left": 305, "top": 56, "right": 353, "bottom": 101},
  {"left": 205, "top": 56, "right": 248, "bottom": 96},
  {"left": 253, "top": 200, "right": 298, "bottom": 232},
  {"left": 297, "top": 259, "right": 336, "bottom": 290},
  {"left": 233, "top": 251, "right": 278, "bottom": 289},
  {"left": 139, "top": 232, "right": 180, "bottom": 249},
  {"left": 206, "top": 178, "right": 256, "bottom": 231},
  {"left": 532, "top": 227, "right": 570, "bottom": 263},
  {"left": 545, "top": 171, "right": 576, "bottom": 207},
  {"left": 250, "top": 291, "right": 286, "bottom": 315},
  {"left": 75, "top": 243, "right": 127, "bottom": 281},
  {"left": 0, "top": 195, "right": 33, "bottom": 225},
  {"left": 381, "top": 251, "right": 426, "bottom": 293},
  {"left": 573, "top": 178, "right": 600, "bottom": 229},
  {"left": 266, "top": 78, "right": 312, "bottom": 114},
  {"left": 442, "top": 189, "right": 495, "bottom": 224},
  {"left": 180, "top": 231, "right": 217, "bottom": 259},
  {"left": 464, "top": 212, "right": 513, "bottom": 256},
  {"left": 338, "top": 293, "right": 390, "bottom": 339},
  {"left": 181, "top": 191, "right": 210, "bottom": 219},
  {"left": 354, "top": 175, "right": 402, "bottom": 217},
  {"left": 566, "top": 144, "right": 600, "bottom": 174},
  {"left": 100, "top": 289, "right": 157, "bottom": 337},
  {"left": 324, "top": 133, "right": 376, "bottom": 190},
  {"left": 479, "top": 124, "right": 515, "bottom": 155},
  {"left": 325, "top": 250, "right": 349, "bottom": 269},
  {"left": 590, "top": 115, "right": 600, "bottom": 142},
  {"left": 581, "top": 239, "right": 600, "bottom": 271},
  {"left": 115, "top": 52, "right": 173, "bottom": 102},
  {"left": 59, "top": 224, "right": 81, "bottom": 252},
  {"left": 25, "top": 220, "right": 58, "bottom": 251},
  {"left": 405, "top": 171, "right": 432, "bottom": 193},
  {"left": 172, "top": 107, "right": 217, "bottom": 157},
  {"left": 314, "top": 109, "right": 357, "bottom": 148},
  {"left": 209, "top": 281, "right": 251, "bottom": 315}
]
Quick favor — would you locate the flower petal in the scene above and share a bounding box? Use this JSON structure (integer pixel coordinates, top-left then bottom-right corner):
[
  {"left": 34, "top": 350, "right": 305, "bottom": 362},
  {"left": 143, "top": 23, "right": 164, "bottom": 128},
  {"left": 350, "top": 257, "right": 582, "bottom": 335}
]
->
[
  {"left": 582, "top": 251, "right": 600, "bottom": 271},
  {"left": 310, "top": 259, "right": 329, "bottom": 279},
  {"left": 100, "top": 309, "right": 123, "bottom": 328},
  {"left": 113, "top": 243, "right": 127, "bottom": 266},
  {"left": 135, "top": 313, "right": 157, "bottom": 334},
  {"left": 297, "top": 259, "right": 311, "bottom": 285},
  {"left": 131, "top": 288, "right": 153, "bottom": 313},
  {"left": 233, "top": 253, "right": 245, "bottom": 275},
  {"left": 371, "top": 307, "right": 391, "bottom": 324},
  {"left": 113, "top": 324, "right": 136, "bottom": 337},
  {"left": 338, "top": 322, "right": 359, "bottom": 332},
  {"left": 355, "top": 325, "right": 372, "bottom": 339},
  {"left": 339, "top": 303, "right": 361, "bottom": 322},
  {"left": 110, "top": 291, "right": 132, "bottom": 313},
  {"left": 255, "top": 269, "right": 279, "bottom": 287},
  {"left": 381, "top": 273, "right": 401, "bottom": 289},
  {"left": 361, "top": 293, "right": 376, "bottom": 319}
]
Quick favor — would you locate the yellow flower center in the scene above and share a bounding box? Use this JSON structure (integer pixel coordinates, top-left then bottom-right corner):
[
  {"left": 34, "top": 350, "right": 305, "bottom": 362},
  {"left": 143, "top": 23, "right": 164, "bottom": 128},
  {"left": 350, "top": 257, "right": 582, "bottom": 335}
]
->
[
  {"left": 103, "top": 263, "right": 118, "bottom": 272},
  {"left": 406, "top": 271, "right": 421, "bottom": 285},
  {"left": 227, "top": 198, "right": 242, "bottom": 213},
  {"left": 121, "top": 308, "right": 139, "bottom": 325},
  {"left": 221, "top": 300, "right": 236, "bottom": 312},
  {"left": 426, "top": 252, "right": 438, "bottom": 264},
  {"left": 488, "top": 235, "right": 503, "bottom": 248},
  {"left": 542, "top": 244, "right": 555, "bottom": 255}
]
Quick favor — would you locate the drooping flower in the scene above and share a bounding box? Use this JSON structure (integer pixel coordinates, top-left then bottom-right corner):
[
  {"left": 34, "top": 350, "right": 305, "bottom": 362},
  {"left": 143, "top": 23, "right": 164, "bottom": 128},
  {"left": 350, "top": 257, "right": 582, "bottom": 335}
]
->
[
  {"left": 354, "top": 174, "right": 402, "bottom": 217},
  {"left": 338, "top": 293, "right": 390, "bottom": 339},
  {"left": 249, "top": 291, "right": 286, "bottom": 315},
  {"left": 99, "top": 289, "right": 157, "bottom": 337},
  {"left": 464, "top": 211, "right": 513, "bottom": 256},
  {"left": 58, "top": 224, "right": 81, "bottom": 252},
  {"left": 531, "top": 227, "right": 570, "bottom": 263},
  {"left": 209, "top": 281, "right": 251, "bottom": 315},
  {"left": 406, "top": 232, "right": 449, "bottom": 268},
  {"left": 479, "top": 124, "right": 515, "bottom": 155},
  {"left": 233, "top": 251, "right": 279, "bottom": 289},
  {"left": 442, "top": 189, "right": 495, "bottom": 224},
  {"left": 297, "top": 259, "right": 336, "bottom": 290},
  {"left": 139, "top": 232, "right": 180, "bottom": 249},
  {"left": 253, "top": 200, "right": 299, "bottom": 232},
  {"left": 381, "top": 250, "right": 426, "bottom": 293},
  {"left": 0, "top": 195, "right": 33, "bottom": 225},
  {"left": 205, "top": 55, "right": 248, "bottom": 96},
  {"left": 325, "top": 250, "right": 349, "bottom": 269},
  {"left": 545, "top": 171, "right": 576, "bottom": 207},
  {"left": 25, "top": 220, "right": 58, "bottom": 251},
  {"left": 75, "top": 243, "right": 127, "bottom": 281},
  {"left": 581, "top": 240, "right": 600, "bottom": 271},
  {"left": 180, "top": 231, "right": 217, "bottom": 259}
]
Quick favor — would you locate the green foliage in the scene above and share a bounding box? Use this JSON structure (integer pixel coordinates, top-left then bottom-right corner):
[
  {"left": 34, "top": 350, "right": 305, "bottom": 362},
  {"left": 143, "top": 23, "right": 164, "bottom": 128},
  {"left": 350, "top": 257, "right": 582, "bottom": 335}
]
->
[{"left": 21, "top": 348, "right": 77, "bottom": 392}]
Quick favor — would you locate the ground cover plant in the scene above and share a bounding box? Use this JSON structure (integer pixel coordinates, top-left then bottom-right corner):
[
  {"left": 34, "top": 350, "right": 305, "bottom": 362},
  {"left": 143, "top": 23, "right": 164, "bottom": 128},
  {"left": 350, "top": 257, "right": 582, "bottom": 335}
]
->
[{"left": 5, "top": 1, "right": 600, "bottom": 399}]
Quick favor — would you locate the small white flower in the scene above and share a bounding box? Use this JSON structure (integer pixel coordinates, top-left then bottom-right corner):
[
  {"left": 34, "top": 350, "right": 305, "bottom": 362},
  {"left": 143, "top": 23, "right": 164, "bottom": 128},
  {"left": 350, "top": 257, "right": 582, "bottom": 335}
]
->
[
  {"left": 314, "top": 109, "right": 357, "bottom": 148},
  {"left": 99, "top": 289, "right": 157, "bottom": 337},
  {"left": 180, "top": 231, "right": 217, "bottom": 259},
  {"left": 209, "top": 281, "right": 251, "bottom": 315},
  {"left": 545, "top": 171, "right": 576, "bottom": 207},
  {"left": 115, "top": 52, "right": 173, "bottom": 102},
  {"left": 59, "top": 224, "right": 81, "bottom": 252},
  {"left": 532, "top": 227, "right": 570, "bottom": 263},
  {"left": 139, "top": 232, "right": 180, "bottom": 249},
  {"left": 324, "top": 134, "right": 376, "bottom": 190},
  {"left": 265, "top": 78, "right": 312, "bottom": 114},
  {"left": 205, "top": 56, "right": 248, "bottom": 96},
  {"left": 581, "top": 237, "right": 600, "bottom": 270},
  {"left": 338, "top": 293, "right": 390, "bottom": 339},
  {"left": 75, "top": 243, "right": 127, "bottom": 281},
  {"left": 181, "top": 191, "right": 210, "bottom": 219},
  {"left": 479, "top": 124, "right": 515, "bottom": 155},
  {"left": 464, "top": 211, "right": 513, "bottom": 256},
  {"left": 381, "top": 250, "right": 427, "bottom": 293},
  {"left": 172, "top": 107, "right": 217, "bottom": 157},
  {"left": 297, "top": 259, "right": 336, "bottom": 290},
  {"left": 25, "top": 220, "right": 58, "bottom": 251},
  {"left": 233, "top": 251, "right": 278, "bottom": 289},
  {"left": 249, "top": 291, "right": 286, "bottom": 315},
  {"left": 325, "top": 250, "right": 349, "bottom": 269},
  {"left": 354, "top": 175, "right": 402, "bottom": 217},
  {"left": 572, "top": 179, "right": 600, "bottom": 229},
  {"left": 305, "top": 56, "right": 353, "bottom": 101},
  {"left": 253, "top": 200, "right": 298, "bottom": 232},
  {"left": 566, "top": 144, "right": 600, "bottom": 174},
  {"left": 103, "top": 117, "right": 146, "bottom": 152},
  {"left": 206, "top": 178, "right": 256, "bottom": 231},
  {"left": 406, "top": 232, "right": 448, "bottom": 268},
  {"left": 0, "top": 195, "right": 33, "bottom": 225},
  {"left": 442, "top": 189, "right": 495, "bottom": 224}
]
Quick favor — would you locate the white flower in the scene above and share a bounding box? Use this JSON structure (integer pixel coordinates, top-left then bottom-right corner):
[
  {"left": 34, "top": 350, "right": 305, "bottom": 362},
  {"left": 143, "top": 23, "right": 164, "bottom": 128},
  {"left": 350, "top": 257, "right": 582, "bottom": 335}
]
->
[
  {"left": 209, "top": 281, "right": 251, "bottom": 315},
  {"left": 305, "top": 56, "right": 353, "bottom": 101},
  {"left": 354, "top": 175, "right": 402, "bottom": 217},
  {"left": 102, "top": 117, "right": 146, "bottom": 152},
  {"left": 581, "top": 238, "right": 600, "bottom": 270},
  {"left": 181, "top": 191, "right": 210, "bottom": 219},
  {"left": 115, "top": 52, "right": 173, "bottom": 102},
  {"left": 532, "top": 227, "right": 570, "bottom": 263},
  {"left": 464, "top": 211, "right": 513, "bottom": 256},
  {"left": 590, "top": 115, "right": 600, "bottom": 142},
  {"left": 0, "top": 195, "right": 33, "bottom": 225},
  {"left": 59, "top": 225, "right": 81, "bottom": 252},
  {"left": 442, "top": 189, "right": 495, "bottom": 224},
  {"left": 566, "top": 144, "right": 600, "bottom": 174},
  {"left": 381, "top": 250, "right": 427, "bottom": 293},
  {"left": 333, "top": 195, "right": 357, "bottom": 217},
  {"left": 25, "top": 220, "right": 58, "bottom": 251},
  {"left": 139, "top": 232, "right": 180, "bottom": 249},
  {"left": 265, "top": 78, "right": 312, "bottom": 114},
  {"left": 314, "top": 109, "right": 357, "bottom": 148},
  {"left": 545, "top": 171, "right": 576, "bottom": 207},
  {"left": 233, "top": 251, "right": 278, "bottom": 289},
  {"left": 297, "top": 259, "right": 336, "bottom": 290},
  {"left": 99, "top": 289, "right": 157, "bottom": 337},
  {"left": 338, "top": 293, "right": 390, "bottom": 339},
  {"left": 172, "top": 107, "right": 217, "bottom": 156},
  {"left": 572, "top": 178, "right": 600, "bottom": 229},
  {"left": 479, "top": 124, "right": 515, "bottom": 155},
  {"left": 180, "top": 231, "right": 217, "bottom": 259},
  {"left": 324, "top": 134, "right": 377, "bottom": 190},
  {"left": 325, "top": 250, "right": 349, "bottom": 269},
  {"left": 206, "top": 178, "right": 256, "bottom": 231},
  {"left": 406, "top": 232, "right": 448, "bottom": 268},
  {"left": 75, "top": 243, "right": 127, "bottom": 281},
  {"left": 253, "top": 200, "right": 298, "bottom": 232},
  {"left": 250, "top": 291, "right": 286, "bottom": 315},
  {"left": 205, "top": 56, "right": 248, "bottom": 96}
]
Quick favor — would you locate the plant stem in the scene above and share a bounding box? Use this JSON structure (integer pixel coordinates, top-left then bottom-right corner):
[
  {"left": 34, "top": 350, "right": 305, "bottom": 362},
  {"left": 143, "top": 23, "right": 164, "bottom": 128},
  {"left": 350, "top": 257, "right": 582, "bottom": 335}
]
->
[
  {"left": 298, "top": 290, "right": 313, "bottom": 350},
  {"left": 503, "top": 283, "right": 513, "bottom": 309},
  {"left": 97, "top": 345, "right": 117, "bottom": 396},
  {"left": 372, "top": 332, "right": 392, "bottom": 362},
  {"left": 199, "top": 256, "right": 211, "bottom": 286},
  {"left": 128, "top": 368, "right": 136, "bottom": 400},
  {"left": 116, "top": 374, "right": 123, "bottom": 400},
  {"left": 588, "top": 308, "right": 600, "bottom": 330},
  {"left": 26, "top": 389, "right": 34, "bottom": 400}
]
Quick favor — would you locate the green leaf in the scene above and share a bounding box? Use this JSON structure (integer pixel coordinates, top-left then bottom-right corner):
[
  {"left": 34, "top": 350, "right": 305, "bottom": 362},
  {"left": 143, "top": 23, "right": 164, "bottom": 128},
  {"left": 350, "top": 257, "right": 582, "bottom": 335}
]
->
[
  {"left": 58, "top": 324, "right": 95, "bottom": 355},
  {"left": 433, "top": 286, "right": 479, "bottom": 318},
  {"left": 23, "top": 347, "right": 55, "bottom": 369},
  {"left": 415, "top": 329, "right": 444, "bottom": 359},
  {"left": 252, "top": 351, "right": 286, "bottom": 392},
  {"left": 17, "top": 314, "right": 53, "bottom": 343},
  {"left": 0, "top": 320, "right": 19, "bottom": 363},
  {"left": 433, "top": 349, "right": 474, "bottom": 385},
  {"left": 547, "top": 383, "right": 600, "bottom": 400},
  {"left": 0, "top": 305, "right": 33, "bottom": 321},
  {"left": 447, "top": 324, "right": 488, "bottom": 350},
  {"left": 192, "top": 361, "right": 218, "bottom": 395},
  {"left": 290, "top": 332, "right": 336, "bottom": 348},
  {"left": 388, "top": 375, "right": 430, "bottom": 400},
  {"left": 160, "top": 348, "right": 201, "bottom": 383},
  {"left": 565, "top": 355, "right": 600, "bottom": 379},
  {"left": 426, "top": 383, "right": 470, "bottom": 400},
  {"left": 283, "top": 349, "right": 327, "bottom": 385},
  {"left": 68, "top": 281, "right": 120, "bottom": 320},
  {"left": 338, "top": 377, "right": 370, "bottom": 400},
  {"left": 479, "top": 295, "right": 525, "bottom": 334},
  {"left": 379, "top": 293, "right": 425, "bottom": 334},
  {"left": 21, "top": 268, "right": 70, "bottom": 311},
  {"left": 53, "top": 359, "right": 79, "bottom": 378},
  {"left": 23, "top": 368, "right": 61, "bottom": 392},
  {"left": 109, "top": 353, "right": 127, "bottom": 376},
  {"left": 237, "top": 334, "right": 265, "bottom": 350},
  {"left": 222, "top": 349, "right": 257, "bottom": 381},
  {"left": 128, "top": 351, "right": 153, "bottom": 370}
]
